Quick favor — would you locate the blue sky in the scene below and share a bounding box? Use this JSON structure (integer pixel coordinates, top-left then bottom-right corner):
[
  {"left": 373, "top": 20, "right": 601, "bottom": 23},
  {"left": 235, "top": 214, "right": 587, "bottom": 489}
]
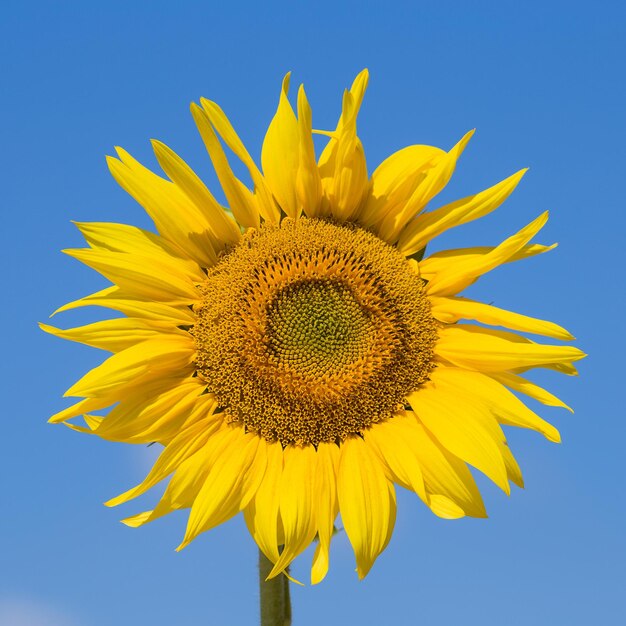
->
[{"left": 1, "top": 1, "right": 624, "bottom": 624}]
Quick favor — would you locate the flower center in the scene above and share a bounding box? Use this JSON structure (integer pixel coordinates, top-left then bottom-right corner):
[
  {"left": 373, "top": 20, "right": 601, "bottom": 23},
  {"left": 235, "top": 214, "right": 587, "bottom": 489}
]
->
[
  {"left": 192, "top": 218, "right": 437, "bottom": 446},
  {"left": 266, "top": 279, "right": 376, "bottom": 384}
]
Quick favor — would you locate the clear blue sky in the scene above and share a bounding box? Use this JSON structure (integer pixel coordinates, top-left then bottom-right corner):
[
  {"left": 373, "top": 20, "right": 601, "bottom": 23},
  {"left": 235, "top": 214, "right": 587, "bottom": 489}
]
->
[{"left": 1, "top": 1, "right": 624, "bottom": 624}]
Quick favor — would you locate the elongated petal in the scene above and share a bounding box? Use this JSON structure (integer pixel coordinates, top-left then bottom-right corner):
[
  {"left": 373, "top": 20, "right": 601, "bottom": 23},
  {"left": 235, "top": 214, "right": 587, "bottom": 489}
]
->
[
  {"left": 39, "top": 318, "right": 175, "bottom": 353},
  {"left": 425, "top": 212, "right": 550, "bottom": 296},
  {"left": 398, "top": 169, "right": 527, "bottom": 256},
  {"left": 73, "top": 221, "right": 205, "bottom": 278},
  {"left": 490, "top": 371, "right": 573, "bottom": 412},
  {"left": 93, "top": 380, "right": 213, "bottom": 444},
  {"left": 337, "top": 437, "right": 396, "bottom": 579},
  {"left": 371, "top": 414, "right": 486, "bottom": 517},
  {"left": 61, "top": 414, "right": 104, "bottom": 435},
  {"left": 501, "top": 443, "right": 524, "bottom": 488},
  {"left": 178, "top": 427, "right": 267, "bottom": 550},
  {"left": 345, "top": 69, "right": 369, "bottom": 121},
  {"left": 366, "top": 418, "right": 428, "bottom": 502},
  {"left": 377, "top": 130, "right": 474, "bottom": 243},
  {"left": 268, "top": 444, "right": 318, "bottom": 578},
  {"left": 63, "top": 248, "right": 200, "bottom": 304},
  {"left": 429, "top": 367, "right": 561, "bottom": 442},
  {"left": 105, "top": 414, "right": 221, "bottom": 507},
  {"left": 436, "top": 324, "right": 586, "bottom": 373},
  {"left": 318, "top": 69, "right": 369, "bottom": 138},
  {"left": 123, "top": 424, "right": 227, "bottom": 528},
  {"left": 419, "top": 243, "right": 557, "bottom": 285},
  {"left": 406, "top": 414, "right": 487, "bottom": 519},
  {"left": 408, "top": 383, "right": 510, "bottom": 493},
  {"left": 296, "top": 85, "right": 322, "bottom": 219},
  {"left": 244, "top": 442, "right": 285, "bottom": 566},
  {"left": 359, "top": 145, "right": 443, "bottom": 228},
  {"left": 107, "top": 150, "right": 217, "bottom": 267},
  {"left": 191, "top": 103, "right": 261, "bottom": 229},
  {"left": 52, "top": 286, "right": 195, "bottom": 325},
  {"left": 48, "top": 396, "right": 112, "bottom": 424},
  {"left": 198, "top": 99, "right": 279, "bottom": 223},
  {"left": 537, "top": 362, "right": 579, "bottom": 376},
  {"left": 429, "top": 296, "right": 574, "bottom": 340},
  {"left": 262, "top": 73, "right": 300, "bottom": 219},
  {"left": 318, "top": 71, "right": 370, "bottom": 222},
  {"left": 65, "top": 336, "right": 195, "bottom": 398},
  {"left": 310, "top": 442, "right": 339, "bottom": 585},
  {"left": 151, "top": 140, "right": 242, "bottom": 246}
]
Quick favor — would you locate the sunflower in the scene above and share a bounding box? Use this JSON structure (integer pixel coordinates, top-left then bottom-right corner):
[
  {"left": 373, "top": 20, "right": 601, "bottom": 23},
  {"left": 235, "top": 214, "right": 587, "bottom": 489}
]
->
[{"left": 43, "top": 70, "right": 584, "bottom": 583}]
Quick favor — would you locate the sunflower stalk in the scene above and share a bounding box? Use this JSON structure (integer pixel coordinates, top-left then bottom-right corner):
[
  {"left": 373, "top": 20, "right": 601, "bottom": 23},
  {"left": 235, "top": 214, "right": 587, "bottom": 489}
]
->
[{"left": 259, "top": 549, "right": 292, "bottom": 626}]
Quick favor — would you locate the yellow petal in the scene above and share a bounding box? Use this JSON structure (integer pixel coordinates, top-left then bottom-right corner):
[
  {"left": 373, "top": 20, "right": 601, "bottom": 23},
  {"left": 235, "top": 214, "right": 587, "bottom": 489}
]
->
[
  {"left": 83, "top": 414, "right": 103, "bottom": 430},
  {"left": 178, "top": 426, "right": 267, "bottom": 550},
  {"left": 269, "top": 444, "right": 318, "bottom": 578},
  {"left": 424, "top": 211, "right": 550, "bottom": 296},
  {"left": 538, "top": 362, "right": 579, "bottom": 376},
  {"left": 310, "top": 442, "right": 339, "bottom": 585},
  {"left": 261, "top": 73, "right": 301, "bottom": 219},
  {"left": 73, "top": 221, "right": 205, "bottom": 279},
  {"left": 296, "top": 85, "right": 323, "bottom": 219},
  {"left": 52, "top": 286, "right": 195, "bottom": 325},
  {"left": 244, "top": 441, "right": 285, "bottom": 566},
  {"left": 359, "top": 145, "right": 443, "bottom": 228},
  {"left": 318, "top": 70, "right": 370, "bottom": 222},
  {"left": 337, "top": 436, "right": 396, "bottom": 579},
  {"left": 105, "top": 414, "right": 221, "bottom": 507},
  {"left": 316, "top": 69, "right": 369, "bottom": 137},
  {"left": 124, "top": 423, "right": 227, "bottom": 528},
  {"left": 64, "top": 336, "right": 195, "bottom": 398},
  {"left": 151, "top": 140, "right": 242, "bottom": 247},
  {"left": 198, "top": 99, "right": 280, "bottom": 224},
  {"left": 436, "top": 324, "right": 586, "bottom": 373},
  {"left": 429, "top": 296, "right": 574, "bottom": 340},
  {"left": 63, "top": 248, "right": 200, "bottom": 304},
  {"left": 366, "top": 417, "right": 427, "bottom": 502},
  {"left": 398, "top": 169, "right": 527, "bottom": 256},
  {"left": 121, "top": 511, "right": 153, "bottom": 527},
  {"left": 419, "top": 243, "right": 557, "bottom": 285},
  {"left": 429, "top": 367, "right": 561, "bottom": 442},
  {"left": 489, "top": 371, "right": 573, "bottom": 412},
  {"left": 48, "top": 396, "right": 112, "bottom": 424},
  {"left": 94, "top": 380, "right": 214, "bottom": 444},
  {"left": 376, "top": 130, "right": 474, "bottom": 243},
  {"left": 39, "top": 318, "right": 174, "bottom": 353},
  {"left": 368, "top": 413, "right": 488, "bottom": 517},
  {"left": 408, "top": 383, "right": 510, "bottom": 493},
  {"left": 345, "top": 69, "right": 369, "bottom": 118},
  {"left": 191, "top": 102, "right": 261, "bottom": 229},
  {"left": 107, "top": 150, "right": 217, "bottom": 268},
  {"left": 501, "top": 442, "right": 524, "bottom": 488},
  {"left": 396, "top": 413, "right": 487, "bottom": 518},
  {"left": 62, "top": 416, "right": 98, "bottom": 434}
]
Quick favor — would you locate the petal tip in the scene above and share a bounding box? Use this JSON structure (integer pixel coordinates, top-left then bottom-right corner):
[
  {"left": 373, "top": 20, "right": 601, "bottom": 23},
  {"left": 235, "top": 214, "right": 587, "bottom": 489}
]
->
[
  {"left": 356, "top": 564, "right": 372, "bottom": 580},
  {"left": 175, "top": 540, "right": 188, "bottom": 552},
  {"left": 103, "top": 496, "right": 119, "bottom": 508}
]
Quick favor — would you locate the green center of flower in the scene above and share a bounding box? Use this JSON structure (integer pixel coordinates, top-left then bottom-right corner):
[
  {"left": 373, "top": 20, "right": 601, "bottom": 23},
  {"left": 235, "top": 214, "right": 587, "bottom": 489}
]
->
[
  {"left": 192, "top": 217, "right": 438, "bottom": 447},
  {"left": 266, "top": 279, "right": 376, "bottom": 377}
]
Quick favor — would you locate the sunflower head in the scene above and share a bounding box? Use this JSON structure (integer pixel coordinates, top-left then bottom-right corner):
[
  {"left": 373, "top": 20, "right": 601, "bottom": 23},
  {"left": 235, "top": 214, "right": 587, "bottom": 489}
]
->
[
  {"left": 193, "top": 217, "right": 437, "bottom": 447},
  {"left": 43, "top": 69, "right": 584, "bottom": 583}
]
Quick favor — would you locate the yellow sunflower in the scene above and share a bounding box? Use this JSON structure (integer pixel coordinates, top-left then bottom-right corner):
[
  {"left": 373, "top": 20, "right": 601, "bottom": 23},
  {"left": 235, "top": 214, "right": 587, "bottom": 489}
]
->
[{"left": 43, "top": 70, "right": 584, "bottom": 584}]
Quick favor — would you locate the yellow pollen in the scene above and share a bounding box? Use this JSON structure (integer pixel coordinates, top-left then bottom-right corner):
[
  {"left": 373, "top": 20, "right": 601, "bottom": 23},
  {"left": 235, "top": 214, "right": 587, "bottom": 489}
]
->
[{"left": 192, "top": 218, "right": 437, "bottom": 446}]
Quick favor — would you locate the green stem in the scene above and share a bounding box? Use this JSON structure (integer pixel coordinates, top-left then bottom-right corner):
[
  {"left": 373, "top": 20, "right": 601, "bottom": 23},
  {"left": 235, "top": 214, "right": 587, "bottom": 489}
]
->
[{"left": 259, "top": 549, "right": 292, "bottom": 626}]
